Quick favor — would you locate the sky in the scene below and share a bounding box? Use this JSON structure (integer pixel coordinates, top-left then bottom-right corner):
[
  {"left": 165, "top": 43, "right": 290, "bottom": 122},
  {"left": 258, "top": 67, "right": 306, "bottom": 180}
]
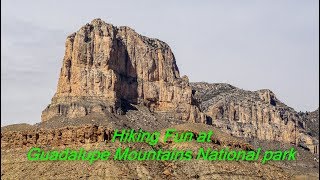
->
[{"left": 1, "top": 0, "right": 319, "bottom": 126}]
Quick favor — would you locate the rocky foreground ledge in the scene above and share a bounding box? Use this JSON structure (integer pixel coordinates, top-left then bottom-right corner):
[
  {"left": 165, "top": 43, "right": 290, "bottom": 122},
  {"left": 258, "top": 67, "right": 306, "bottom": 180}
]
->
[{"left": 1, "top": 123, "right": 253, "bottom": 151}]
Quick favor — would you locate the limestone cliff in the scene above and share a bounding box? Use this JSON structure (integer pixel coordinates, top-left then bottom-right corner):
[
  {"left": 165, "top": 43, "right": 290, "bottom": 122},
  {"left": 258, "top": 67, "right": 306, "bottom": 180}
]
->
[{"left": 42, "top": 19, "right": 205, "bottom": 123}]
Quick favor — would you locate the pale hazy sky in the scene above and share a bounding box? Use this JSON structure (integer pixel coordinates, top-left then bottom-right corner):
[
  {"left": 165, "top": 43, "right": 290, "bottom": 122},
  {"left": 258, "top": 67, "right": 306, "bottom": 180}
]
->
[{"left": 1, "top": 0, "right": 319, "bottom": 126}]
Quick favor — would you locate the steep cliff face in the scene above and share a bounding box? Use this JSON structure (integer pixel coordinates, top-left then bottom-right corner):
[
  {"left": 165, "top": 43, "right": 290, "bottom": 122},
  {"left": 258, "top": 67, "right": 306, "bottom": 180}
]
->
[
  {"left": 191, "top": 82, "right": 318, "bottom": 153},
  {"left": 42, "top": 19, "right": 205, "bottom": 123}
]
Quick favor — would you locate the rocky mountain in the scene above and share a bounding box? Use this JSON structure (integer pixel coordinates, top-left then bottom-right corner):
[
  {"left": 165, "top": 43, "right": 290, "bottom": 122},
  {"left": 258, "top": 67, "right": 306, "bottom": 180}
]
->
[
  {"left": 42, "top": 18, "right": 205, "bottom": 124},
  {"left": 191, "top": 82, "right": 318, "bottom": 153},
  {"left": 1, "top": 19, "right": 319, "bottom": 179},
  {"left": 3, "top": 18, "right": 319, "bottom": 154}
]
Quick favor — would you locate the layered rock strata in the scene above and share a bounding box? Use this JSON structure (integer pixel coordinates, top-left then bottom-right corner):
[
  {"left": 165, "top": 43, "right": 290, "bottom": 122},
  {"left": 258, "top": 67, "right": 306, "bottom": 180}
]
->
[{"left": 1, "top": 125, "right": 113, "bottom": 149}]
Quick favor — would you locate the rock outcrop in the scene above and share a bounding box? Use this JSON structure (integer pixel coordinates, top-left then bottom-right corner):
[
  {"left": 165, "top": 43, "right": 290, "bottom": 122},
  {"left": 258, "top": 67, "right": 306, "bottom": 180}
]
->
[
  {"left": 1, "top": 125, "right": 113, "bottom": 149},
  {"left": 191, "top": 82, "right": 319, "bottom": 154},
  {"left": 42, "top": 19, "right": 205, "bottom": 123}
]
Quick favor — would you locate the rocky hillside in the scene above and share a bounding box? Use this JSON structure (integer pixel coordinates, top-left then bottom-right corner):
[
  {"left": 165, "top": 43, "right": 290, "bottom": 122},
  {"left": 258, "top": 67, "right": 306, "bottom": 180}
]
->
[
  {"left": 191, "top": 82, "right": 318, "bottom": 153},
  {"left": 2, "top": 124, "right": 319, "bottom": 179},
  {"left": 299, "top": 108, "right": 319, "bottom": 137}
]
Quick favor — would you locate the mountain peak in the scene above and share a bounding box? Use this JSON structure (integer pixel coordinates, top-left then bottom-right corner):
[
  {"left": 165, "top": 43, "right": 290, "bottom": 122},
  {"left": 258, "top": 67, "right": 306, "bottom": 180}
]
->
[{"left": 42, "top": 19, "right": 205, "bottom": 123}]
